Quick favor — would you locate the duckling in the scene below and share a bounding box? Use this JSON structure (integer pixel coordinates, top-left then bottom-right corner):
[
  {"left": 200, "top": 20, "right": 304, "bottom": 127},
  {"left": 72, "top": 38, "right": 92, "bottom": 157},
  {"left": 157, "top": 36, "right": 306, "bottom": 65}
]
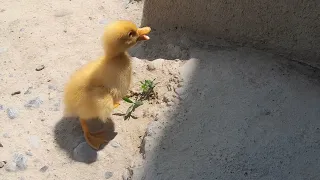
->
[{"left": 63, "top": 20, "right": 151, "bottom": 150}]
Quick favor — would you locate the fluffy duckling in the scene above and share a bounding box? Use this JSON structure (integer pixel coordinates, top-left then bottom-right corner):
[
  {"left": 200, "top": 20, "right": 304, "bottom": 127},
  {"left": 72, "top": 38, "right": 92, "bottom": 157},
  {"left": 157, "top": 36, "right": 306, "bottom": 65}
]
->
[{"left": 63, "top": 20, "right": 151, "bottom": 150}]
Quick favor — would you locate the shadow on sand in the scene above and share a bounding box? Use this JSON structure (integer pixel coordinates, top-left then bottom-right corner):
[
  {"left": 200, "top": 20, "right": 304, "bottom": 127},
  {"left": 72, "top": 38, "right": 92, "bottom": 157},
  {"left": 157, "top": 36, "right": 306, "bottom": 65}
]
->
[{"left": 54, "top": 117, "right": 117, "bottom": 164}]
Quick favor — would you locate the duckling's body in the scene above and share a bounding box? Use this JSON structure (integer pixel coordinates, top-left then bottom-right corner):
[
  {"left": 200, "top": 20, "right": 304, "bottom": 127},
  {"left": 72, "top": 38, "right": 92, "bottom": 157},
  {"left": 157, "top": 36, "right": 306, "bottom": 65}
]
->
[
  {"left": 63, "top": 20, "right": 151, "bottom": 150},
  {"left": 64, "top": 54, "right": 131, "bottom": 122}
]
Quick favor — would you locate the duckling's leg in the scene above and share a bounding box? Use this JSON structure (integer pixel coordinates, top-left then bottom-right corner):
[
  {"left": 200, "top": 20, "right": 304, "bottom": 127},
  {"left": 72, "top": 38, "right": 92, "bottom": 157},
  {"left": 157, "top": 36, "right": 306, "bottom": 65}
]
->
[
  {"left": 80, "top": 119, "right": 106, "bottom": 150},
  {"left": 113, "top": 102, "right": 120, "bottom": 109}
]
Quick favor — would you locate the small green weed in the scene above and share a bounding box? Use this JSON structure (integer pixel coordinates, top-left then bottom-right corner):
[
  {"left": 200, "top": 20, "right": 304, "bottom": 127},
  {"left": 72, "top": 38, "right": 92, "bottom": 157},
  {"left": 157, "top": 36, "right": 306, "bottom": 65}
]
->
[{"left": 121, "top": 79, "right": 158, "bottom": 120}]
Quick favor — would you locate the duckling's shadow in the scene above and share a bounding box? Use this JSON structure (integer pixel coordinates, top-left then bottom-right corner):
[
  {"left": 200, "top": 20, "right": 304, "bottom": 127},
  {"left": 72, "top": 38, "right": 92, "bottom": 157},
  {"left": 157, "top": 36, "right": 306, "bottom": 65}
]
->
[{"left": 54, "top": 117, "right": 117, "bottom": 164}]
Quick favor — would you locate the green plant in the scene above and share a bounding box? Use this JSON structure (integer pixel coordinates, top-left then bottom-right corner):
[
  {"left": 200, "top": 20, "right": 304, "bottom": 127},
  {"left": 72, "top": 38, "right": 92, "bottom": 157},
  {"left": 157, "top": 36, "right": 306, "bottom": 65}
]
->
[{"left": 121, "top": 79, "right": 158, "bottom": 120}]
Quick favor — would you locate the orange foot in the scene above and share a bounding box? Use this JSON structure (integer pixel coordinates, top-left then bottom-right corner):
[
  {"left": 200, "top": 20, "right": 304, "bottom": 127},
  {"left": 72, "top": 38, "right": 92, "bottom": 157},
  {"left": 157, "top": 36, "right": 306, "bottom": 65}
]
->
[
  {"left": 80, "top": 119, "right": 107, "bottom": 150},
  {"left": 113, "top": 102, "right": 120, "bottom": 109}
]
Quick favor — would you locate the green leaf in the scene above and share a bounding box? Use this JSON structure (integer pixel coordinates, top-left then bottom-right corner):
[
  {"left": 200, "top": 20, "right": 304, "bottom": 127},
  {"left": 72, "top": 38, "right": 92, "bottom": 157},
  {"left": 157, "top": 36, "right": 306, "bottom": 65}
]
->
[{"left": 122, "top": 97, "right": 134, "bottom": 103}]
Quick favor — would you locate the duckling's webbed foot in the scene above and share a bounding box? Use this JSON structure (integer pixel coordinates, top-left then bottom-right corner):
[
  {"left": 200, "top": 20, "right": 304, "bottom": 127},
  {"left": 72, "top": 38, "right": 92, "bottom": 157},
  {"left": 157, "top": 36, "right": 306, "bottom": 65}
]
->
[
  {"left": 113, "top": 102, "right": 120, "bottom": 109},
  {"left": 80, "top": 119, "right": 107, "bottom": 150}
]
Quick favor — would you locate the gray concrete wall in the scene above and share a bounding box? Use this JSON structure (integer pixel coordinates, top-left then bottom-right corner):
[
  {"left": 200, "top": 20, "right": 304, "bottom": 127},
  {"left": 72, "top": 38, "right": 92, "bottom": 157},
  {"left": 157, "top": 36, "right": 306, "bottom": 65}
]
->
[{"left": 141, "top": 0, "right": 320, "bottom": 68}]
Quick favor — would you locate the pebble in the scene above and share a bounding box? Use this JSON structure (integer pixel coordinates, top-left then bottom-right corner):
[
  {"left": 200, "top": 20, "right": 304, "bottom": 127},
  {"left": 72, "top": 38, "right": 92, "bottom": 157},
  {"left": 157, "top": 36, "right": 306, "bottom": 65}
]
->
[
  {"left": 0, "top": 104, "right": 3, "bottom": 110},
  {"left": 11, "top": 91, "right": 21, "bottom": 96},
  {"left": 104, "top": 171, "right": 113, "bottom": 179},
  {"left": 73, "top": 142, "right": 97, "bottom": 163},
  {"left": 7, "top": 108, "right": 18, "bottom": 119},
  {"left": 0, "top": 47, "right": 7, "bottom": 54},
  {"left": 13, "top": 153, "right": 28, "bottom": 170},
  {"left": 48, "top": 85, "right": 57, "bottom": 90},
  {"left": 25, "top": 151, "right": 33, "bottom": 156},
  {"left": 24, "top": 97, "right": 43, "bottom": 109},
  {"left": 0, "top": 143, "right": 3, "bottom": 147},
  {"left": 39, "top": 165, "right": 49, "bottom": 172},
  {"left": 110, "top": 141, "right": 121, "bottom": 148},
  {"left": 146, "top": 63, "right": 156, "bottom": 71},
  {"left": 3, "top": 133, "right": 10, "bottom": 138},
  {"left": 35, "top": 65, "right": 45, "bottom": 71},
  {"left": 99, "top": 19, "right": 109, "bottom": 25},
  {"left": 54, "top": 10, "right": 72, "bottom": 17}
]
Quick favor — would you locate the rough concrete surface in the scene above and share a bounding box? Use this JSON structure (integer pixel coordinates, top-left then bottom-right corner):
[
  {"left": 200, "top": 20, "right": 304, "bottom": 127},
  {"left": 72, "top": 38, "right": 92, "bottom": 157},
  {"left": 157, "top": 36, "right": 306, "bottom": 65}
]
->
[
  {"left": 132, "top": 35, "right": 320, "bottom": 179},
  {"left": 141, "top": 0, "right": 320, "bottom": 68}
]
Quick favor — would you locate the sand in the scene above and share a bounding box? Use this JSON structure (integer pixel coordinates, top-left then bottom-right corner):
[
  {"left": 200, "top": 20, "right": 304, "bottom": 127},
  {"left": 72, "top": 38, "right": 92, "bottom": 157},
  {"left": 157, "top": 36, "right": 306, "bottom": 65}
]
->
[{"left": 0, "top": 0, "right": 179, "bottom": 179}]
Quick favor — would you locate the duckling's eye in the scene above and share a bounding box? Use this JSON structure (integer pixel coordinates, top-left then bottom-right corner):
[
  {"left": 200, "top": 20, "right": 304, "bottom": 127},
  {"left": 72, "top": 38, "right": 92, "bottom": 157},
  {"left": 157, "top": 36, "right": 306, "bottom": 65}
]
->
[{"left": 128, "top": 31, "right": 135, "bottom": 37}]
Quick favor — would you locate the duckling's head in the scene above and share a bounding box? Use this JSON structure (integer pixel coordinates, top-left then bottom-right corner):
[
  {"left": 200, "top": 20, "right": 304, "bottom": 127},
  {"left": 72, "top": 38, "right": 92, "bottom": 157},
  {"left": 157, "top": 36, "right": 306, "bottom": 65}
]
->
[{"left": 102, "top": 20, "right": 151, "bottom": 55}]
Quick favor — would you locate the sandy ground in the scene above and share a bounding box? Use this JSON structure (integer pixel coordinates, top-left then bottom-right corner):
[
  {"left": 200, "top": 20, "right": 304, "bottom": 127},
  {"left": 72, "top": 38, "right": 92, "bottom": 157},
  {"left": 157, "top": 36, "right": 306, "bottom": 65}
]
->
[
  {"left": 0, "top": 0, "right": 181, "bottom": 179},
  {"left": 2, "top": 0, "right": 320, "bottom": 180}
]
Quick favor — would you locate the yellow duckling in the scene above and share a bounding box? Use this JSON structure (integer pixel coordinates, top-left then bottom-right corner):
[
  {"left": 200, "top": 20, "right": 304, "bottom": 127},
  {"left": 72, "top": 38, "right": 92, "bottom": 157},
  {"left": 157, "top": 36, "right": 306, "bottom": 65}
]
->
[{"left": 63, "top": 20, "right": 151, "bottom": 150}]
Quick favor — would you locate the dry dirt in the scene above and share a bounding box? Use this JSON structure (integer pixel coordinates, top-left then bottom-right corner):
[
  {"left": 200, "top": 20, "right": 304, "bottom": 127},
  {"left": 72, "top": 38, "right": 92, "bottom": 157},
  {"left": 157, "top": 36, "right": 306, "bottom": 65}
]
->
[{"left": 0, "top": 0, "right": 183, "bottom": 179}]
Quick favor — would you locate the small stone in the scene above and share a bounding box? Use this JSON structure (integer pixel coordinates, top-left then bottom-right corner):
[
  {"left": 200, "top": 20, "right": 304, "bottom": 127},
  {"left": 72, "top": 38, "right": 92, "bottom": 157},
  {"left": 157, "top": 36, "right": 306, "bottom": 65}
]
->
[
  {"left": 73, "top": 142, "right": 97, "bottom": 163},
  {"left": 25, "top": 151, "right": 33, "bottom": 156},
  {"left": 54, "top": 10, "right": 72, "bottom": 17},
  {"left": 13, "top": 153, "right": 27, "bottom": 170},
  {"left": 5, "top": 162, "right": 17, "bottom": 172},
  {"left": 24, "top": 97, "right": 43, "bottom": 109},
  {"left": 48, "top": 85, "right": 57, "bottom": 90},
  {"left": 35, "top": 65, "right": 45, "bottom": 71},
  {"left": 146, "top": 63, "right": 156, "bottom": 71},
  {"left": 11, "top": 91, "right": 21, "bottom": 96},
  {"left": 3, "top": 133, "right": 10, "bottom": 138},
  {"left": 99, "top": 19, "right": 109, "bottom": 25},
  {"left": 0, "top": 47, "right": 7, "bottom": 54},
  {"left": 39, "top": 165, "right": 49, "bottom": 172},
  {"left": 7, "top": 108, "right": 18, "bottom": 119},
  {"left": 0, "top": 104, "right": 3, "bottom": 110},
  {"left": 0, "top": 161, "right": 5, "bottom": 168},
  {"left": 110, "top": 141, "right": 121, "bottom": 148},
  {"left": 0, "top": 143, "right": 3, "bottom": 147},
  {"left": 104, "top": 171, "right": 113, "bottom": 179},
  {"left": 29, "top": 135, "right": 40, "bottom": 148}
]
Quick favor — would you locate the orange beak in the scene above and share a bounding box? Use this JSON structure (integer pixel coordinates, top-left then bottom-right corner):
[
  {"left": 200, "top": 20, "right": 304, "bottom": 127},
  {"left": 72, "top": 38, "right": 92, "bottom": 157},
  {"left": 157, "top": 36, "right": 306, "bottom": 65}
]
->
[{"left": 137, "top": 27, "right": 151, "bottom": 41}]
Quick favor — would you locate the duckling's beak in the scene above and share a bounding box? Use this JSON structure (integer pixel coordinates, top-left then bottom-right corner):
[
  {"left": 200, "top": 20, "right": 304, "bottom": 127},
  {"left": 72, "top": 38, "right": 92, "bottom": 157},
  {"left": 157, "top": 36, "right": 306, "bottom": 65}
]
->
[{"left": 137, "top": 27, "right": 151, "bottom": 41}]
